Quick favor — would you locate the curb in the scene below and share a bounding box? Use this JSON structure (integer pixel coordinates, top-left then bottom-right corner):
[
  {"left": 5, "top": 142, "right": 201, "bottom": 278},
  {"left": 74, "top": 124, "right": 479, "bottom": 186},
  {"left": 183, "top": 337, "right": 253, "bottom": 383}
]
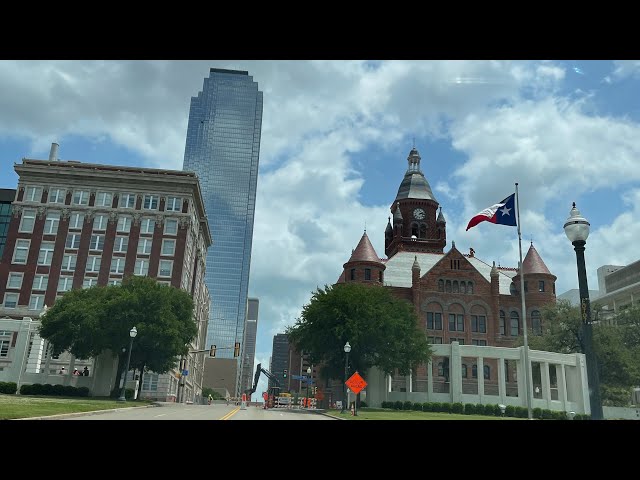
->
[{"left": 13, "top": 402, "right": 162, "bottom": 420}]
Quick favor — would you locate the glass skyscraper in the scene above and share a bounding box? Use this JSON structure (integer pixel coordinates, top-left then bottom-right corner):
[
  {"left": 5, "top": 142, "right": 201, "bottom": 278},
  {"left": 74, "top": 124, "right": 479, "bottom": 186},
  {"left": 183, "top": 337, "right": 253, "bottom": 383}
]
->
[{"left": 183, "top": 68, "right": 263, "bottom": 395}]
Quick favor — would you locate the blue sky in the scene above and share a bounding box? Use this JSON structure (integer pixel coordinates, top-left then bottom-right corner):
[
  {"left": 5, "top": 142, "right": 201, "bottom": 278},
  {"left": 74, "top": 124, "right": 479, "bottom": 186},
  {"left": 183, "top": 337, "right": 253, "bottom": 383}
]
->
[{"left": 2, "top": 60, "right": 640, "bottom": 399}]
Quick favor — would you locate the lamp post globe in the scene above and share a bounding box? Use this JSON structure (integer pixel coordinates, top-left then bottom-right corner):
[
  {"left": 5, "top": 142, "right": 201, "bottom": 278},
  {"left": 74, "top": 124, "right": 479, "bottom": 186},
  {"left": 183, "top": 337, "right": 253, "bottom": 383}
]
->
[
  {"left": 118, "top": 326, "right": 138, "bottom": 402},
  {"left": 306, "top": 366, "right": 311, "bottom": 407},
  {"left": 341, "top": 341, "right": 351, "bottom": 414},
  {"left": 563, "top": 203, "right": 603, "bottom": 420}
]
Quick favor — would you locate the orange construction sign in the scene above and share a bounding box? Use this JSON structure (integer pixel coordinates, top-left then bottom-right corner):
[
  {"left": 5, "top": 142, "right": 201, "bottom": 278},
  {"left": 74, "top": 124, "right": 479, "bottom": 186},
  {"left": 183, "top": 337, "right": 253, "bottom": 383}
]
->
[{"left": 345, "top": 372, "right": 367, "bottom": 395}]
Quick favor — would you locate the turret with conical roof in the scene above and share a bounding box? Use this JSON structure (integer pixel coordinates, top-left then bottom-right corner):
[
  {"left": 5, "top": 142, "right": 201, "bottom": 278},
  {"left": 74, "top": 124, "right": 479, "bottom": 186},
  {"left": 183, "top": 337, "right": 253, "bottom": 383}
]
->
[
  {"left": 512, "top": 242, "right": 557, "bottom": 297},
  {"left": 341, "top": 231, "right": 386, "bottom": 285},
  {"left": 385, "top": 147, "right": 446, "bottom": 258}
]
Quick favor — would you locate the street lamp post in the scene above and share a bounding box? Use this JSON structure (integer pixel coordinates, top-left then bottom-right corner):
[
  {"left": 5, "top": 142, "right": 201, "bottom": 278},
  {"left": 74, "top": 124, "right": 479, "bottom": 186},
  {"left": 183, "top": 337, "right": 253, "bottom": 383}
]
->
[
  {"left": 564, "top": 202, "right": 603, "bottom": 420},
  {"left": 118, "top": 326, "right": 138, "bottom": 402},
  {"left": 306, "top": 366, "right": 311, "bottom": 407},
  {"left": 340, "top": 341, "right": 351, "bottom": 414}
]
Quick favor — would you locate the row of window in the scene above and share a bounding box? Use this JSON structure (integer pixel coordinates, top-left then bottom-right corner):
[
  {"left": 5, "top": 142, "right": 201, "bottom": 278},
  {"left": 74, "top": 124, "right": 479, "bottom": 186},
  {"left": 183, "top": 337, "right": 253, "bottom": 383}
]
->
[
  {"left": 23, "top": 186, "right": 183, "bottom": 212},
  {"left": 19, "top": 210, "right": 180, "bottom": 236},
  {"left": 510, "top": 280, "right": 551, "bottom": 294},
  {"left": 348, "top": 268, "right": 383, "bottom": 282},
  {"left": 13, "top": 235, "right": 176, "bottom": 265},
  {"left": 499, "top": 310, "right": 542, "bottom": 336},
  {"left": 437, "top": 362, "right": 491, "bottom": 380},
  {"left": 426, "top": 312, "right": 487, "bottom": 333},
  {"left": 427, "top": 337, "right": 487, "bottom": 346},
  {"left": 437, "top": 279, "right": 474, "bottom": 294}
]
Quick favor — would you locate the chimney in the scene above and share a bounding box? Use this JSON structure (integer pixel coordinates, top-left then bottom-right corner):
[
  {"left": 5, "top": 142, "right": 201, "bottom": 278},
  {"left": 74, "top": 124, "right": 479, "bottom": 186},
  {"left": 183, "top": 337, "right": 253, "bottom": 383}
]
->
[{"left": 49, "top": 142, "right": 59, "bottom": 162}]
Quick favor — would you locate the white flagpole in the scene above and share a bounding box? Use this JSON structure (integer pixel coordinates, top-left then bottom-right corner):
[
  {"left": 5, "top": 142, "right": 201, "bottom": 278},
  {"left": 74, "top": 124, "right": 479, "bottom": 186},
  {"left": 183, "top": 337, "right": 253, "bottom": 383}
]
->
[{"left": 515, "top": 182, "right": 533, "bottom": 420}]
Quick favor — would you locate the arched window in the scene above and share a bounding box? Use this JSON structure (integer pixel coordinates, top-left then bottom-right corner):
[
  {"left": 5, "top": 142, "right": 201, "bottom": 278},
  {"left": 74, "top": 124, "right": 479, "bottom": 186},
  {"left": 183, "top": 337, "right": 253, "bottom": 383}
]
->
[
  {"left": 499, "top": 311, "right": 506, "bottom": 335},
  {"left": 460, "top": 281, "right": 466, "bottom": 294},
  {"left": 438, "top": 279, "right": 444, "bottom": 292},
  {"left": 467, "top": 282, "right": 473, "bottom": 294},
  {"left": 445, "top": 280, "right": 452, "bottom": 293},
  {"left": 532, "top": 310, "right": 542, "bottom": 335},
  {"left": 461, "top": 364, "right": 467, "bottom": 378},
  {"left": 472, "top": 364, "right": 478, "bottom": 378},
  {"left": 510, "top": 311, "right": 519, "bottom": 336},
  {"left": 483, "top": 365, "right": 490, "bottom": 380},
  {"left": 411, "top": 222, "right": 419, "bottom": 238},
  {"left": 453, "top": 281, "right": 459, "bottom": 293},
  {"left": 419, "top": 223, "right": 427, "bottom": 239},
  {"left": 510, "top": 282, "right": 517, "bottom": 295}
]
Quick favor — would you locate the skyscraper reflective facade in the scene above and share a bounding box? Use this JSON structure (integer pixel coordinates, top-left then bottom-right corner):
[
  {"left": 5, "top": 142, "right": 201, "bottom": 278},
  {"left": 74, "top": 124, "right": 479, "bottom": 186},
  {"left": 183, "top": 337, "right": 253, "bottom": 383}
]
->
[
  {"left": 183, "top": 68, "right": 263, "bottom": 395},
  {"left": 240, "top": 297, "right": 259, "bottom": 394}
]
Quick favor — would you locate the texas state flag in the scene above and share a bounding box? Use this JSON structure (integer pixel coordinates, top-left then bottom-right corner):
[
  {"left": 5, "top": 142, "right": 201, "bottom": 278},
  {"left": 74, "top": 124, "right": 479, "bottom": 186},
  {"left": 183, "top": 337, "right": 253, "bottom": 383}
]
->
[{"left": 466, "top": 193, "right": 517, "bottom": 231}]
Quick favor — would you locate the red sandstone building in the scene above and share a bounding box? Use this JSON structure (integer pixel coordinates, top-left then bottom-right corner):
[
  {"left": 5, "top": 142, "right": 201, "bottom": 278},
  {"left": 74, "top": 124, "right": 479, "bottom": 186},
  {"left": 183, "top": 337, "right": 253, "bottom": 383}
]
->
[{"left": 0, "top": 149, "right": 211, "bottom": 402}]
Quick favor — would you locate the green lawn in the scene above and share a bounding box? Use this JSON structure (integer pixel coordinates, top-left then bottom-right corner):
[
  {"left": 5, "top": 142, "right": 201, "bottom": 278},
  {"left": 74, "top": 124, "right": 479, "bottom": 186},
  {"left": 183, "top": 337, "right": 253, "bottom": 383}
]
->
[
  {"left": 326, "top": 408, "right": 522, "bottom": 420},
  {"left": 0, "top": 394, "right": 153, "bottom": 419}
]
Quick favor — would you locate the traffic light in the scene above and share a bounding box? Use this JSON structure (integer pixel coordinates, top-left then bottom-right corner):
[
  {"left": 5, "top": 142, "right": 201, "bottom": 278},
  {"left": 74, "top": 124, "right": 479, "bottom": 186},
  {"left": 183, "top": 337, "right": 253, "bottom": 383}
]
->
[
  {"left": 283, "top": 369, "right": 288, "bottom": 378},
  {"left": 233, "top": 342, "right": 240, "bottom": 357},
  {"left": 314, "top": 386, "right": 317, "bottom": 394},
  {"left": 209, "top": 344, "right": 216, "bottom": 357}
]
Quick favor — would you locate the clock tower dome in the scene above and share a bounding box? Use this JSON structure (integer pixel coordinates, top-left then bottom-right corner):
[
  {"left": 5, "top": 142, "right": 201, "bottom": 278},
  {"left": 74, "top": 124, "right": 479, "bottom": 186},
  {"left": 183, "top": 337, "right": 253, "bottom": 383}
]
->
[{"left": 384, "top": 147, "right": 446, "bottom": 257}]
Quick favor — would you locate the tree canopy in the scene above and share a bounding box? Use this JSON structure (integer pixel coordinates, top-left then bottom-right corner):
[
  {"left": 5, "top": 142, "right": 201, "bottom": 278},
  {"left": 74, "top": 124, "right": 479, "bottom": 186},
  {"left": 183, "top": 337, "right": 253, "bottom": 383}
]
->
[
  {"left": 39, "top": 276, "right": 198, "bottom": 376},
  {"left": 286, "top": 282, "right": 432, "bottom": 381}
]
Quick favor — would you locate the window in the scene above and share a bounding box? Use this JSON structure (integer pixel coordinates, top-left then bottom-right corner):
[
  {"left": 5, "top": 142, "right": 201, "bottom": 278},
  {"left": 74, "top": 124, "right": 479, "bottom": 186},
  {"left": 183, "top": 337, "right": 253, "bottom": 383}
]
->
[
  {"left": 467, "top": 282, "right": 473, "bottom": 294},
  {"left": 57, "top": 276, "right": 73, "bottom": 292},
  {"left": 499, "top": 311, "right": 506, "bottom": 335},
  {"left": 427, "top": 336, "right": 442, "bottom": 344},
  {"left": 44, "top": 211, "right": 60, "bottom": 234},
  {"left": 159, "top": 260, "right": 173, "bottom": 277},
  {"left": 445, "top": 280, "right": 452, "bottom": 293},
  {"left": 48, "top": 188, "right": 65, "bottom": 204},
  {"left": 461, "top": 364, "right": 467, "bottom": 378},
  {"left": 532, "top": 310, "right": 542, "bottom": 336},
  {"left": 438, "top": 279, "right": 444, "bottom": 292},
  {"left": 0, "top": 339, "right": 9, "bottom": 357},
  {"left": 3, "top": 293, "right": 18, "bottom": 308},
  {"left": 453, "top": 281, "right": 459, "bottom": 293},
  {"left": 165, "top": 196, "right": 181, "bottom": 212},
  {"left": 19, "top": 209, "right": 36, "bottom": 233},
  {"left": 450, "top": 259, "right": 460, "bottom": 269},
  {"left": 120, "top": 193, "right": 136, "bottom": 208},
  {"left": 117, "top": 216, "right": 132, "bottom": 233},
  {"left": 83, "top": 278, "right": 98, "bottom": 289},
  {"left": 472, "top": 339, "right": 487, "bottom": 346},
  {"left": 7, "top": 273, "right": 23, "bottom": 289},
  {"left": 72, "top": 190, "right": 89, "bottom": 205},
  {"left": 93, "top": 214, "right": 108, "bottom": 231},
  {"left": 364, "top": 268, "right": 371, "bottom": 281},
  {"left": 13, "top": 239, "right": 30, "bottom": 264},
  {"left": 109, "top": 278, "right": 122, "bottom": 286},
  {"left": 162, "top": 239, "right": 176, "bottom": 256},
  {"left": 140, "top": 217, "right": 155, "bottom": 234},
  {"left": 89, "top": 234, "right": 104, "bottom": 251},
  {"left": 69, "top": 212, "right": 84, "bottom": 230},
  {"left": 164, "top": 218, "right": 178, "bottom": 235},
  {"left": 510, "top": 311, "right": 520, "bottom": 336},
  {"left": 438, "top": 362, "right": 444, "bottom": 377},
  {"left": 349, "top": 268, "right": 355, "bottom": 281},
  {"left": 143, "top": 195, "right": 158, "bottom": 210},
  {"left": 419, "top": 223, "right": 427, "bottom": 239},
  {"left": 472, "top": 364, "right": 478, "bottom": 379},
  {"left": 457, "top": 314, "right": 464, "bottom": 331},
  {"left": 538, "top": 281, "right": 545, "bottom": 292},
  {"left": 95, "top": 192, "right": 113, "bottom": 207},
  {"left": 113, "top": 236, "right": 128, "bottom": 253},
  {"left": 483, "top": 365, "right": 491, "bottom": 380},
  {"left": 510, "top": 282, "right": 517, "bottom": 296},
  {"left": 29, "top": 294, "right": 44, "bottom": 310},
  {"left": 38, "top": 241, "right": 55, "bottom": 265},
  {"left": 25, "top": 186, "right": 42, "bottom": 202},
  {"left": 137, "top": 238, "right": 152, "bottom": 255},
  {"left": 134, "top": 259, "right": 149, "bottom": 276},
  {"left": 450, "top": 337, "right": 464, "bottom": 345},
  {"left": 142, "top": 373, "right": 159, "bottom": 391},
  {"left": 32, "top": 274, "right": 48, "bottom": 291},
  {"left": 86, "top": 256, "right": 101, "bottom": 273},
  {"left": 66, "top": 233, "right": 81, "bottom": 249},
  {"left": 379, "top": 271, "right": 383, "bottom": 283},
  {"left": 471, "top": 315, "right": 486, "bottom": 333},
  {"left": 524, "top": 281, "right": 528, "bottom": 293},
  {"left": 110, "top": 257, "right": 125, "bottom": 274},
  {"left": 460, "top": 281, "right": 466, "bottom": 294},
  {"left": 426, "top": 312, "right": 442, "bottom": 330},
  {"left": 61, "top": 254, "right": 77, "bottom": 272}
]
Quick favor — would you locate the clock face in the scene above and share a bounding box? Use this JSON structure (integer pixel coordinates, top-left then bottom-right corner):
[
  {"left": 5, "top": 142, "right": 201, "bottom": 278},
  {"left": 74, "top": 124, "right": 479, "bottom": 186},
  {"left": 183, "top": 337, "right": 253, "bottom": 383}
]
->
[{"left": 413, "top": 208, "right": 426, "bottom": 220}]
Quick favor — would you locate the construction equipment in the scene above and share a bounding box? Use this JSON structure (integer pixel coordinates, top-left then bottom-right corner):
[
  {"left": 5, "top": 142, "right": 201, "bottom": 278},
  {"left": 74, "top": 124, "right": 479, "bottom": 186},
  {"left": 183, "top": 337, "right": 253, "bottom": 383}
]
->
[{"left": 245, "top": 363, "right": 280, "bottom": 408}]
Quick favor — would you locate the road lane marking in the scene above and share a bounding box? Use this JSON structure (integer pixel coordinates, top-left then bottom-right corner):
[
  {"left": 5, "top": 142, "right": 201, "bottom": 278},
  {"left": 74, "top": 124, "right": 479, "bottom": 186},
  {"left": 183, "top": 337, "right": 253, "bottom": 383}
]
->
[
  {"left": 219, "top": 407, "right": 240, "bottom": 420},
  {"left": 154, "top": 413, "right": 167, "bottom": 417}
]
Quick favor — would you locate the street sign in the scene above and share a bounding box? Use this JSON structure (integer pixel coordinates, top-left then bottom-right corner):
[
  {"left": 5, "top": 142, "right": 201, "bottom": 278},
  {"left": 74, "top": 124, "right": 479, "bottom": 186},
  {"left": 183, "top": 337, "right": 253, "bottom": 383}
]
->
[
  {"left": 182, "top": 369, "right": 189, "bottom": 376},
  {"left": 291, "top": 375, "right": 304, "bottom": 380},
  {"left": 345, "top": 372, "right": 367, "bottom": 395}
]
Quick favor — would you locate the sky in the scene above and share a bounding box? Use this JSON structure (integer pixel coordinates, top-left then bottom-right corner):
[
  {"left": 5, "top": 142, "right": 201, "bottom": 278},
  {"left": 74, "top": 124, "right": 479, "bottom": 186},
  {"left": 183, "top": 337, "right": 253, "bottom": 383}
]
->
[{"left": 2, "top": 60, "right": 640, "bottom": 400}]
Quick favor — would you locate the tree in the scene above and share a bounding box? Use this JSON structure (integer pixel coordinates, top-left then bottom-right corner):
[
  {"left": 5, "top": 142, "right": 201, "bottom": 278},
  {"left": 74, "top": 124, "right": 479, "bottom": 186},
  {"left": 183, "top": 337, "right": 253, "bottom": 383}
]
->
[
  {"left": 40, "top": 276, "right": 198, "bottom": 397},
  {"left": 286, "top": 283, "right": 432, "bottom": 382}
]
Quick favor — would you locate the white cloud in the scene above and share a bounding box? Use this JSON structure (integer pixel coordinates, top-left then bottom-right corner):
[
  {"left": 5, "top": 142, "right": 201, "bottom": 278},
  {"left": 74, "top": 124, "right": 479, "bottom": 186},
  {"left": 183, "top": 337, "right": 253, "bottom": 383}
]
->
[{"left": 611, "top": 60, "right": 640, "bottom": 80}]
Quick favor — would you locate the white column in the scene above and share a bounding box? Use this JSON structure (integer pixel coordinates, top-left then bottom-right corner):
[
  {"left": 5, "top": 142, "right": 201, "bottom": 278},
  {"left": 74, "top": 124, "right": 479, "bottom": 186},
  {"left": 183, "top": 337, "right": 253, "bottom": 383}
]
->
[
  {"left": 450, "top": 342, "right": 461, "bottom": 403},
  {"left": 427, "top": 360, "right": 433, "bottom": 400},
  {"left": 407, "top": 369, "right": 412, "bottom": 393},
  {"left": 516, "top": 352, "right": 524, "bottom": 402},
  {"left": 613, "top": 299, "right": 617, "bottom": 313},
  {"left": 542, "top": 361, "right": 551, "bottom": 409},
  {"left": 477, "top": 356, "right": 484, "bottom": 401},
  {"left": 631, "top": 292, "right": 635, "bottom": 307},
  {"left": 559, "top": 364, "right": 568, "bottom": 410},
  {"left": 498, "top": 357, "right": 506, "bottom": 404}
]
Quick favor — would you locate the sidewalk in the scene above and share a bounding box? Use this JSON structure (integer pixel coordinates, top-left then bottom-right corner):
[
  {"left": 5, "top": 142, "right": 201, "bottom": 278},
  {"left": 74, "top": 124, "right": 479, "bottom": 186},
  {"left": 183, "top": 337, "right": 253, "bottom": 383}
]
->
[{"left": 14, "top": 402, "right": 162, "bottom": 420}]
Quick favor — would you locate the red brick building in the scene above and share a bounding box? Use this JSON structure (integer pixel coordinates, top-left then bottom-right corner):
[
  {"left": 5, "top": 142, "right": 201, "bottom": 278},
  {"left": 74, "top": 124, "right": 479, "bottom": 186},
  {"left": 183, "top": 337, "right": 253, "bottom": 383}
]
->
[
  {"left": 335, "top": 147, "right": 557, "bottom": 397},
  {"left": 0, "top": 151, "right": 211, "bottom": 402}
]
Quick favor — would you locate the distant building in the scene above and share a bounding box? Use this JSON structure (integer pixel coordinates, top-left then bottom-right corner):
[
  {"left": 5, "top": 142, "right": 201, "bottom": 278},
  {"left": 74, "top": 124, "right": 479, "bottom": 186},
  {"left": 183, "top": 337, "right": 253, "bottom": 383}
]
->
[
  {"left": 202, "top": 357, "right": 238, "bottom": 399},
  {"left": 0, "top": 189, "right": 16, "bottom": 260},
  {"left": 557, "top": 289, "right": 600, "bottom": 306},
  {"left": 0, "top": 146, "right": 211, "bottom": 402},
  {"left": 240, "top": 298, "right": 259, "bottom": 393},
  {"left": 594, "top": 261, "right": 640, "bottom": 320},
  {"left": 270, "top": 333, "right": 289, "bottom": 392}
]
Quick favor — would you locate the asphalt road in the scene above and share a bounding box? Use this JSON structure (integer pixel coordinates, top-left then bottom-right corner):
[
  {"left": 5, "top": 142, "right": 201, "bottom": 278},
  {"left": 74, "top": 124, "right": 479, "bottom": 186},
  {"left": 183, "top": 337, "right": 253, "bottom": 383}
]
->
[{"left": 64, "top": 403, "right": 335, "bottom": 420}]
